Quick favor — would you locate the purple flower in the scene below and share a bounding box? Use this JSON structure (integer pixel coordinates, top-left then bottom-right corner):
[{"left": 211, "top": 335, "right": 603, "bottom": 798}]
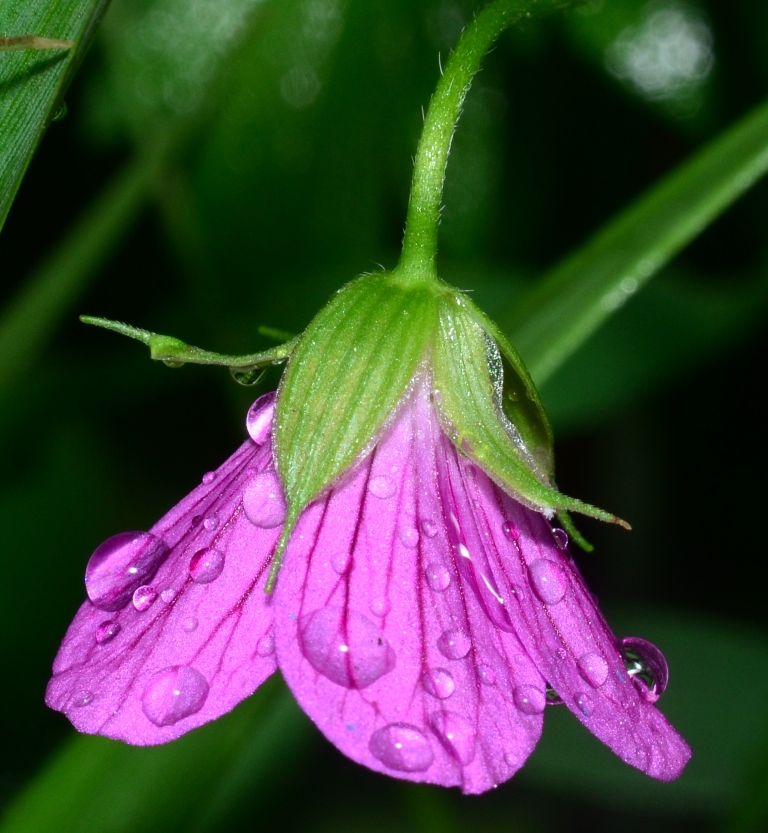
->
[{"left": 46, "top": 369, "right": 690, "bottom": 794}]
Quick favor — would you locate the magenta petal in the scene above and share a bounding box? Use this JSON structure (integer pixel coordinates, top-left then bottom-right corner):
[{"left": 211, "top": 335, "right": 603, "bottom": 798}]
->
[
  {"left": 46, "top": 397, "right": 282, "bottom": 745},
  {"left": 274, "top": 378, "right": 544, "bottom": 794}
]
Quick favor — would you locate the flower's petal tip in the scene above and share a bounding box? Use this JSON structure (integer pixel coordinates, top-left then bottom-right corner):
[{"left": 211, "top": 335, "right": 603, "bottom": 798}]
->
[{"left": 47, "top": 400, "right": 284, "bottom": 744}]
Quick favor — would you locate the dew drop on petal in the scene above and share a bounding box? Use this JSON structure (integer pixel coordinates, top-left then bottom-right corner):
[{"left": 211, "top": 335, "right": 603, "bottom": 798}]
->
[
  {"left": 425, "top": 563, "right": 451, "bottom": 592},
  {"left": 74, "top": 690, "right": 94, "bottom": 708},
  {"left": 368, "top": 475, "right": 396, "bottom": 499},
  {"left": 513, "top": 685, "right": 546, "bottom": 714},
  {"left": 576, "top": 691, "right": 595, "bottom": 717},
  {"left": 85, "top": 532, "right": 169, "bottom": 612},
  {"left": 504, "top": 751, "right": 520, "bottom": 768},
  {"left": 95, "top": 621, "right": 121, "bottom": 644},
  {"left": 189, "top": 548, "right": 225, "bottom": 584},
  {"left": 369, "top": 723, "right": 434, "bottom": 772},
  {"left": 528, "top": 559, "right": 567, "bottom": 605},
  {"left": 133, "top": 585, "right": 158, "bottom": 612},
  {"left": 476, "top": 663, "right": 496, "bottom": 685},
  {"left": 437, "top": 629, "right": 472, "bottom": 660},
  {"left": 422, "top": 668, "right": 455, "bottom": 699},
  {"left": 202, "top": 471, "right": 217, "bottom": 485},
  {"left": 331, "top": 551, "right": 352, "bottom": 575},
  {"left": 256, "top": 632, "right": 276, "bottom": 657},
  {"left": 429, "top": 711, "right": 476, "bottom": 765},
  {"left": 620, "top": 636, "right": 669, "bottom": 702},
  {"left": 161, "top": 588, "right": 176, "bottom": 603},
  {"left": 182, "top": 617, "right": 198, "bottom": 633},
  {"left": 142, "top": 665, "right": 209, "bottom": 727},
  {"left": 246, "top": 393, "right": 275, "bottom": 445},
  {"left": 397, "top": 526, "right": 419, "bottom": 549},
  {"left": 502, "top": 521, "right": 519, "bottom": 541},
  {"left": 421, "top": 518, "right": 438, "bottom": 538},
  {"left": 243, "top": 472, "right": 287, "bottom": 528},
  {"left": 299, "top": 607, "right": 396, "bottom": 689},
  {"left": 203, "top": 513, "right": 219, "bottom": 531},
  {"left": 577, "top": 652, "right": 609, "bottom": 688},
  {"left": 552, "top": 528, "right": 568, "bottom": 549},
  {"left": 369, "top": 597, "right": 391, "bottom": 617}
]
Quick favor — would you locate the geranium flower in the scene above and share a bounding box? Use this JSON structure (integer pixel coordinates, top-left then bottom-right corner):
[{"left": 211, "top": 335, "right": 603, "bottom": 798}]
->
[{"left": 46, "top": 274, "right": 690, "bottom": 794}]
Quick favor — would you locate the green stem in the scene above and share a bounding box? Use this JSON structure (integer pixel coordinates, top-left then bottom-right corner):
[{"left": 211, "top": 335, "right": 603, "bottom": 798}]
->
[{"left": 398, "top": 0, "right": 551, "bottom": 279}]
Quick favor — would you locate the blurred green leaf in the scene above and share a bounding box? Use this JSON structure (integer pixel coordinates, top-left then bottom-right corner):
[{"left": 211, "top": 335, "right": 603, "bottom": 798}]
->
[
  {"left": 0, "top": 677, "right": 313, "bottom": 833},
  {"left": 507, "top": 95, "right": 768, "bottom": 384},
  {"left": 0, "top": 0, "right": 110, "bottom": 232},
  {"left": 522, "top": 609, "right": 768, "bottom": 816}
]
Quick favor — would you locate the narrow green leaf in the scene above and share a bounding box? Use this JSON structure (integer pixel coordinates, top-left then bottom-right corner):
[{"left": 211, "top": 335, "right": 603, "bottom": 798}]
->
[
  {"left": 506, "top": 96, "right": 768, "bottom": 383},
  {"left": 0, "top": 0, "right": 111, "bottom": 232}
]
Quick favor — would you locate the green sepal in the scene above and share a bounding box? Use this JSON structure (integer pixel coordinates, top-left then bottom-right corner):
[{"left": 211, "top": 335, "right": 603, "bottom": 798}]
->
[
  {"left": 432, "top": 292, "right": 629, "bottom": 528},
  {"left": 79, "top": 315, "right": 297, "bottom": 368},
  {"left": 268, "top": 272, "right": 439, "bottom": 587}
]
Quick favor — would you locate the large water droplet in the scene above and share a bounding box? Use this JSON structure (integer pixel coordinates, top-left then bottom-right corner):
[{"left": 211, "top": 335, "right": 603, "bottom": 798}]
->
[
  {"left": 203, "top": 513, "right": 219, "bottom": 531},
  {"left": 160, "top": 588, "right": 176, "bottom": 603},
  {"left": 576, "top": 691, "right": 595, "bottom": 717},
  {"left": 85, "top": 532, "right": 169, "bottom": 612},
  {"left": 398, "top": 526, "right": 419, "bottom": 549},
  {"left": 370, "top": 597, "right": 391, "bottom": 617},
  {"left": 577, "top": 652, "right": 609, "bottom": 688},
  {"left": 331, "top": 551, "right": 352, "bottom": 575},
  {"left": 95, "top": 621, "right": 121, "bottom": 644},
  {"left": 182, "top": 618, "right": 198, "bottom": 633},
  {"left": 421, "top": 518, "right": 438, "bottom": 538},
  {"left": 142, "top": 665, "right": 209, "bottom": 727},
  {"left": 513, "top": 685, "right": 546, "bottom": 714},
  {"left": 243, "top": 472, "right": 286, "bottom": 528},
  {"left": 437, "top": 629, "right": 471, "bottom": 660},
  {"left": 256, "top": 632, "right": 276, "bottom": 657},
  {"left": 369, "top": 723, "right": 434, "bottom": 772},
  {"left": 620, "top": 636, "right": 669, "bottom": 702},
  {"left": 189, "top": 548, "right": 225, "bottom": 584},
  {"left": 429, "top": 711, "right": 476, "bottom": 765},
  {"left": 202, "top": 471, "right": 217, "bottom": 485},
  {"left": 425, "top": 563, "right": 451, "bottom": 592},
  {"left": 246, "top": 393, "right": 275, "bottom": 445},
  {"left": 133, "top": 585, "right": 158, "bottom": 612},
  {"left": 552, "top": 528, "right": 568, "bottom": 549},
  {"left": 422, "top": 667, "right": 455, "bottom": 699},
  {"left": 476, "top": 663, "right": 496, "bottom": 685},
  {"left": 528, "top": 559, "right": 567, "bottom": 605},
  {"left": 299, "top": 607, "right": 395, "bottom": 689},
  {"left": 368, "top": 475, "right": 396, "bottom": 499}
]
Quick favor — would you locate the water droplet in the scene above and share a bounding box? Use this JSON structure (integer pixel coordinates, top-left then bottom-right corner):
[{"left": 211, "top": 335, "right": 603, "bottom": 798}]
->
[
  {"left": 545, "top": 685, "right": 564, "bottom": 705},
  {"left": 398, "top": 526, "right": 419, "bottom": 548},
  {"left": 369, "top": 723, "right": 434, "bottom": 772},
  {"left": 476, "top": 663, "right": 496, "bottom": 685},
  {"left": 95, "top": 621, "right": 121, "bottom": 644},
  {"left": 85, "top": 532, "right": 169, "bottom": 611},
  {"left": 133, "top": 585, "right": 158, "bottom": 612},
  {"left": 203, "top": 513, "right": 219, "bottom": 531},
  {"left": 528, "top": 559, "right": 567, "bottom": 605},
  {"left": 369, "top": 597, "right": 391, "bottom": 617},
  {"left": 299, "top": 607, "right": 395, "bottom": 689},
  {"left": 620, "top": 636, "right": 669, "bottom": 702},
  {"left": 504, "top": 751, "right": 520, "bottom": 768},
  {"left": 513, "top": 685, "right": 546, "bottom": 714},
  {"left": 552, "top": 528, "right": 568, "bottom": 549},
  {"left": 161, "top": 588, "right": 176, "bottom": 603},
  {"left": 191, "top": 515, "right": 202, "bottom": 527},
  {"left": 437, "top": 629, "right": 471, "bottom": 660},
  {"left": 425, "top": 563, "right": 451, "bottom": 592},
  {"left": 428, "top": 711, "right": 476, "bottom": 764},
  {"left": 52, "top": 101, "right": 68, "bottom": 121},
  {"left": 555, "top": 647, "right": 567, "bottom": 660},
  {"left": 243, "top": 472, "right": 286, "bottom": 528},
  {"left": 576, "top": 691, "right": 595, "bottom": 717},
  {"left": 142, "top": 665, "right": 209, "bottom": 727},
  {"left": 256, "top": 632, "right": 276, "bottom": 657},
  {"left": 421, "top": 518, "right": 438, "bottom": 538},
  {"left": 422, "top": 668, "right": 455, "bottom": 699},
  {"left": 577, "top": 652, "right": 609, "bottom": 688},
  {"left": 331, "top": 551, "right": 352, "bottom": 575},
  {"left": 74, "top": 690, "right": 94, "bottom": 707},
  {"left": 182, "top": 617, "right": 198, "bottom": 632},
  {"left": 246, "top": 393, "right": 275, "bottom": 444},
  {"left": 368, "top": 475, "right": 396, "bottom": 499},
  {"left": 202, "top": 471, "right": 217, "bottom": 485},
  {"left": 502, "top": 521, "right": 519, "bottom": 541},
  {"left": 189, "top": 548, "right": 225, "bottom": 584}
]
